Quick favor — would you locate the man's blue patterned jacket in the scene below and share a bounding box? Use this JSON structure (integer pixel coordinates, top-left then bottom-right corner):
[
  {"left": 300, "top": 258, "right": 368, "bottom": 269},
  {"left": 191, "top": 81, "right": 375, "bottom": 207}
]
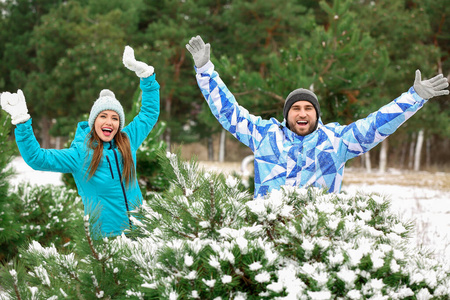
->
[{"left": 195, "top": 61, "right": 427, "bottom": 198}]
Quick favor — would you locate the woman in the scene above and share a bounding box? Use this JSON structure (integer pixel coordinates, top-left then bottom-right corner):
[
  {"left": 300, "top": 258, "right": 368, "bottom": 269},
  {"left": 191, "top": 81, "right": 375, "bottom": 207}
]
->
[{"left": 1, "top": 46, "right": 159, "bottom": 237}]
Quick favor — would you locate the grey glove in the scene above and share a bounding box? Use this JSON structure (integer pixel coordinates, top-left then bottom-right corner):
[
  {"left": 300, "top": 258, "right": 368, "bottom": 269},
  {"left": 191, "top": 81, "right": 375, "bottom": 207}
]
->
[
  {"left": 413, "top": 70, "right": 449, "bottom": 99},
  {"left": 186, "top": 35, "right": 210, "bottom": 68},
  {"left": 1, "top": 89, "right": 30, "bottom": 125},
  {"left": 123, "top": 45, "right": 154, "bottom": 78}
]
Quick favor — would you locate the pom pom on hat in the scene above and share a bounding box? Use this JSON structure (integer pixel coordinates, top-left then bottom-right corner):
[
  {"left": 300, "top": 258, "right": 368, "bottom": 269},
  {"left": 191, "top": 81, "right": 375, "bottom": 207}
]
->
[{"left": 88, "top": 89, "right": 125, "bottom": 130}]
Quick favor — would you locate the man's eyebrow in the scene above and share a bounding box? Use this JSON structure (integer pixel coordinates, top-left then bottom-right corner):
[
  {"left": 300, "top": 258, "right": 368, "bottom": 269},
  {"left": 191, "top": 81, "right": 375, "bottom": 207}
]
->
[{"left": 293, "top": 103, "right": 314, "bottom": 107}]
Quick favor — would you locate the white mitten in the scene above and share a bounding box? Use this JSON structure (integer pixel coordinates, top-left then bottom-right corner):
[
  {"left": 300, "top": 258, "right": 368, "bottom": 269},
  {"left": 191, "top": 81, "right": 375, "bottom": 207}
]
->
[
  {"left": 122, "top": 46, "right": 154, "bottom": 78},
  {"left": 1, "top": 89, "right": 31, "bottom": 125}
]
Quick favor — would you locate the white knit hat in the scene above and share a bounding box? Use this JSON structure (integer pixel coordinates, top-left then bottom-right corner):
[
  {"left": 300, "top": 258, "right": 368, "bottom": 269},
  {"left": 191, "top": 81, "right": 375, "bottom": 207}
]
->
[{"left": 88, "top": 89, "right": 125, "bottom": 130}]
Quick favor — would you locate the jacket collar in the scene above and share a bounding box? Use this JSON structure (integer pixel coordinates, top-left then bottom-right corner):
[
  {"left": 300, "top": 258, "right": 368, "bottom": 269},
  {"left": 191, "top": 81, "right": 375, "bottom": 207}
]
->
[{"left": 105, "top": 139, "right": 116, "bottom": 150}]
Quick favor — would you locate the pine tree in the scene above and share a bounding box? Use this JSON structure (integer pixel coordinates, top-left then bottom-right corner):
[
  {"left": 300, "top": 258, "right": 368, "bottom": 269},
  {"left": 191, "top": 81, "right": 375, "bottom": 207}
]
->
[
  {"left": 350, "top": 1, "right": 450, "bottom": 168},
  {"left": 0, "top": 181, "right": 84, "bottom": 265},
  {"left": 0, "top": 116, "right": 84, "bottom": 264},
  {"left": 2, "top": 151, "right": 449, "bottom": 299},
  {"left": 0, "top": 113, "right": 19, "bottom": 262}
]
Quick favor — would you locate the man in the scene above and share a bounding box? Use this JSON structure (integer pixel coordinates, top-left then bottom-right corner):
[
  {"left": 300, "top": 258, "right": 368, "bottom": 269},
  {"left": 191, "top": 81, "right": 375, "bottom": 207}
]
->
[{"left": 186, "top": 35, "right": 449, "bottom": 198}]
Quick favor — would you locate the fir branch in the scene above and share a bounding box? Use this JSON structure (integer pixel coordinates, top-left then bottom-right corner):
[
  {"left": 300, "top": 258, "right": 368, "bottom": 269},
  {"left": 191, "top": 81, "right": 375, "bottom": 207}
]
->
[
  {"left": 265, "top": 226, "right": 276, "bottom": 243},
  {"left": 168, "top": 227, "right": 197, "bottom": 239},
  {"left": 256, "top": 87, "right": 285, "bottom": 103},
  {"left": 75, "top": 285, "right": 84, "bottom": 300},
  {"left": 84, "top": 216, "right": 100, "bottom": 261},
  {"left": 153, "top": 203, "right": 200, "bottom": 238},
  {"left": 35, "top": 194, "right": 46, "bottom": 215},
  {"left": 13, "top": 281, "right": 22, "bottom": 300},
  {"left": 91, "top": 274, "right": 102, "bottom": 298},
  {"left": 7, "top": 269, "right": 22, "bottom": 300},
  {"left": 158, "top": 201, "right": 201, "bottom": 227},
  {"left": 183, "top": 186, "right": 201, "bottom": 197},
  {"left": 173, "top": 194, "right": 205, "bottom": 222},
  {"left": 234, "top": 267, "right": 252, "bottom": 286},
  {"left": 209, "top": 180, "right": 216, "bottom": 232}
]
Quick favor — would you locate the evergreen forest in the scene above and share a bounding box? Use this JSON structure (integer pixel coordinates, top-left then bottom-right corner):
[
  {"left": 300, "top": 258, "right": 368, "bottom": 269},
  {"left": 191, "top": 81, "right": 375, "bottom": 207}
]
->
[
  {"left": 0, "top": 0, "right": 449, "bottom": 169},
  {"left": 1, "top": 1, "right": 450, "bottom": 298}
]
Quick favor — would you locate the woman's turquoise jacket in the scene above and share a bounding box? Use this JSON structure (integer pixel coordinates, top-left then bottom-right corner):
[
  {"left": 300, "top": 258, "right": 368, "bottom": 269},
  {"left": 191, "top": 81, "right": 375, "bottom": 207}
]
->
[{"left": 14, "top": 74, "right": 160, "bottom": 237}]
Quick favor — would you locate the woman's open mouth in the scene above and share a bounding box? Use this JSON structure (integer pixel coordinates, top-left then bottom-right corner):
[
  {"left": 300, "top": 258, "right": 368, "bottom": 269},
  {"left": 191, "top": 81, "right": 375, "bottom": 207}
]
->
[{"left": 102, "top": 127, "right": 113, "bottom": 136}]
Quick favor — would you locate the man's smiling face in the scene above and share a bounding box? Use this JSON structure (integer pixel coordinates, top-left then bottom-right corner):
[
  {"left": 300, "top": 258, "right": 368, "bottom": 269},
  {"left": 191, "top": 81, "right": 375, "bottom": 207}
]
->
[{"left": 287, "top": 101, "right": 317, "bottom": 136}]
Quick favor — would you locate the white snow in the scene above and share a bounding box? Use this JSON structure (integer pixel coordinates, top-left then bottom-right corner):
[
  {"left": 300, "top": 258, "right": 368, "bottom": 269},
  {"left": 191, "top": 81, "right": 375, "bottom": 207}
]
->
[
  {"left": 7, "top": 156, "right": 64, "bottom": 186},
  {"left": 343, "top": 183, "right": 450, "bottom": 261},
  {"left": 6, "top": 156, "right": 450, "bottom": 261}
]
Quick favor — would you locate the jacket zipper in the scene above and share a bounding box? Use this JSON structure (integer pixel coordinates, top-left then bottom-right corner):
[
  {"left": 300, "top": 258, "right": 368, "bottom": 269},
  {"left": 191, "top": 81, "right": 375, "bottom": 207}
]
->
[
  {"left": 112, "top": 148, "right": 132, "bottom": 229},
  {"left": 106, "top": 156, "right": 114, "bottom": 179}
]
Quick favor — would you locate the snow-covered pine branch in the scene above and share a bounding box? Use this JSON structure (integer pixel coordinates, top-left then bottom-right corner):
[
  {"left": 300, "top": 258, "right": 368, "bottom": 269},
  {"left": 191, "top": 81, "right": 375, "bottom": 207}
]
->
[{"left": 1, "top": 152, "right": 449, "bottom": 299}]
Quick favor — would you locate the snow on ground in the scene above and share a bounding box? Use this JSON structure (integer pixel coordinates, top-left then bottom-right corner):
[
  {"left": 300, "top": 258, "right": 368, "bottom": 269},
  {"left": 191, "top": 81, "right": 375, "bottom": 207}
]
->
[
  {"left": 7, "top": 156, "right": 450, "bottom": 261},
  {"left": 342, "top": 183, "right": 450, "bottom": 261},
  {"left": 7, "top": 157, "right": 64, "bottom": 187}
]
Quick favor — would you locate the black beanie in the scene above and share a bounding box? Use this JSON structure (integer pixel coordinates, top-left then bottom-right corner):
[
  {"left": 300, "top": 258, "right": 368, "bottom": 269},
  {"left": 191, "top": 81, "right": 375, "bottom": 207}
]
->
[{"left": 283, "top": 88, "right": 320, "bottom": 129}]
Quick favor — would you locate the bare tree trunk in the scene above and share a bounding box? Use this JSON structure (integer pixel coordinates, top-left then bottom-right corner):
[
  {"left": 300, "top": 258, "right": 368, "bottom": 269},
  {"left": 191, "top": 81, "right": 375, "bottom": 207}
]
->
[
  {"left": 364, "top": 152, "right": 372, "bottom": 173},
  {"left": 408, "top": 132, "right": 416, "bottom": 169},
  {"left": 165, "top": 48, "right": 185, "bottom": 155},
  {"left": 164, "top": 84, "right": 172, "bottom": 152},
  {"left": 207, "top": 137, "right": 214, "bottom": 161},
  {"left": 399, "top": 141, "right": 407, "bottom": 169},
  {"left": 425, "top": 137, "right": 431, "bottom": 170},
  {"left": 379, "top": 139, "right": 388, "bottom": 173},
  {"left": 414, "top": 129, "right": 424, "bottom": 171},
  {"left": 39, "top": 118, "right": 51, "bottom": 149},
  {"left": 165, "top": 129, "right": 171, "bottom": 152},
  {"left": 219, "top": 129, "right": 226, "bottom": 163}
]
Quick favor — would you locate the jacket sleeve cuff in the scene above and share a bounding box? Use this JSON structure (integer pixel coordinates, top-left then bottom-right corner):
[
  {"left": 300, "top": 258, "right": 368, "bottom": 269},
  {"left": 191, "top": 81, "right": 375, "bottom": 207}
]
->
[
  {"left": 15, "top": 118, "right": 33, "bottom": 132},
  {"left": 140, "top": 73, "right": 160, "bottom": 91},
  {"left": 409, "top": 86, "right": 428, "bottom": 104},
  {"left": 195, "top": 61, "right": 214, "bottom": 74}
]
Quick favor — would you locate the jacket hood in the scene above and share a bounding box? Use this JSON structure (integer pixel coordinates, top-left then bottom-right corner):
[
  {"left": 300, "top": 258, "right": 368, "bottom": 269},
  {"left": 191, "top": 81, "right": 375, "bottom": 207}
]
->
[{"left": 73, "top": 121, "right": 91, "bottom": 144}]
